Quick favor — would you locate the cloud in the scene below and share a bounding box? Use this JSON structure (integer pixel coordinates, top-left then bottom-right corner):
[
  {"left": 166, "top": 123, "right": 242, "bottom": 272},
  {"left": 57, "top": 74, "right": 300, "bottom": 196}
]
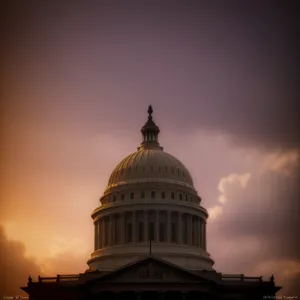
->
[
  {"left": 209, "top": 150, "right": 300, "bottom": 296},
  {"left": 0, "top": 225, "right": 41, "bottom": 297},
  {"left": 217, "top": 173, "right": 251, "bottom": 204},
  {"left": 208, "top": 205, "right": 223, "bottom": 220}
]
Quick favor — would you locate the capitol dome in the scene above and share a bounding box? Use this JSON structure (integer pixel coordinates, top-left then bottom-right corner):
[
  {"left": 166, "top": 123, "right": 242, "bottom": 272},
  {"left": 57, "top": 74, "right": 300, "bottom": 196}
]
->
[
  {"left": 106, "top": 149, "right": 194, "bottom": 192},
  {"left": 88, "top": 106, "right": 214, "bottom": 272}
]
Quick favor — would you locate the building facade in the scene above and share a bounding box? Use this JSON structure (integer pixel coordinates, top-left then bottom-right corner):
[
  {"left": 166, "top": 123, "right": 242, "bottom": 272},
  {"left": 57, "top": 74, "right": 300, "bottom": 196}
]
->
[{"left": 21, "top": 106, "right": 280, "bottom": 300}]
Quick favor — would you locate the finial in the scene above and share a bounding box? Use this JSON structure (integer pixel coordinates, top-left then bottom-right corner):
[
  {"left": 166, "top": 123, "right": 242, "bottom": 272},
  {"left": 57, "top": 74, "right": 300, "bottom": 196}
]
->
[{"left": 148, "top": 105, "right": 153, "bottom": 119}]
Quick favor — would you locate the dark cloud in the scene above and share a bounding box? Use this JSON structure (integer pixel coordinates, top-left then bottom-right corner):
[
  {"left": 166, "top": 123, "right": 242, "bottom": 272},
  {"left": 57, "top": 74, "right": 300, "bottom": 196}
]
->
[
  {"left": 3, "top": 1, "right": 299, "bottom": 151},
  {"left": 212, "top": 158, "right": 300, "bottom": 261},
  {"left": 0, "top": 225, "right": 42, "bottom": 297},
  {"left": 208, "top": 153, "right": 300, "bottom": 295}
]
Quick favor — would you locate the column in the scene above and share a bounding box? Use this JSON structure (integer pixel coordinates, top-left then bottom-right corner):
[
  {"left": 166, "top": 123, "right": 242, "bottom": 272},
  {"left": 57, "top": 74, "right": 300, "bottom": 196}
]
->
[
  {"left": 99, "top": 218, "right": 103, "bottom": 248},
  {"left": 120, "top": 213, "right": 125, "bottom": 244},
  {"left": 178, "top": 213, "right": 183, "bottom": 244},
  {"left": 197, "top": 218, "right": 201, "bottom": 248},
  {"left": 188, "top": 214, "right": 192, "bottom": 245},
  {"left": 109, "top": 214, "right": 113, "bottom": 246},
  {"left": 155, "top": 210, "right": 159, "bottom": 242},
  {"left": 167, "top": 210, "right": 171, "bottom": 243},
  {"left": 203, "top": 221, "right": 206, "bottom": 250},
  {"left": 200, "top": 220, "right": 204, "bottom": 249},
  {"left": 132, "top": 211, "right": 136, "bottom": 243},
  {"left": 94, "top": 221, "right": 98, "bottom": 250},
  {"left": 144, "top": 210, "right": 148, "bottom": 242}
]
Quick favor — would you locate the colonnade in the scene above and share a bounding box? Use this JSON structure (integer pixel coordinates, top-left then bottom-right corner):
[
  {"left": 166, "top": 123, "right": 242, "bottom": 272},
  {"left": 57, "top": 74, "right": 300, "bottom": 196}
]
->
[{"left": 94, "top": 210, "right": 206, "bottom": 251}]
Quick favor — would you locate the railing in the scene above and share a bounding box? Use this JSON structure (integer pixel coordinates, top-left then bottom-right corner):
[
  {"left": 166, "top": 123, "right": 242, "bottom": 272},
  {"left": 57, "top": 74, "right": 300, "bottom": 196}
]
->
[
  {"left": 28, "top": 274, "right": 80, "bottom": 284},
  {"left": 221, "top": 274, "right": 263, "bottom": 282}
]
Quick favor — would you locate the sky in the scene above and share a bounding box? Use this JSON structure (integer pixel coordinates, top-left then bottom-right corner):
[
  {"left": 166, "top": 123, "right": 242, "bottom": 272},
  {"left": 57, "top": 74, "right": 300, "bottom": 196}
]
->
[{"left": 1, "top": 0, "right": 299, "bottom": 297}]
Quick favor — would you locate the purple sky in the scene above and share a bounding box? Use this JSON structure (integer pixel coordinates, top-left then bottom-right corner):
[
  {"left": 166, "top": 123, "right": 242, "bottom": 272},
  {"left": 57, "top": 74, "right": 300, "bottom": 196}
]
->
[{"left": 1, "top": 1, "right": 299, "bottom": 297}]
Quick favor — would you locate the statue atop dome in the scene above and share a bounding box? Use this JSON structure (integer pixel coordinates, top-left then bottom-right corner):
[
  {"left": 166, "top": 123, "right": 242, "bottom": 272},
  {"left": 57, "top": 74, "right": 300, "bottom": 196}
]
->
[
  {"left": 139, "top": 105, "right": 162, "bottom": 150},
  {"left": 148, "top": 105, "right": 153, "bottom": 119}
]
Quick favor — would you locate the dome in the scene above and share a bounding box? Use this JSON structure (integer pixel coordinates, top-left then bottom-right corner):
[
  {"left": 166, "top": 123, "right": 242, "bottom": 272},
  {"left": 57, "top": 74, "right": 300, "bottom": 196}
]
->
[
  {"left": 105, "top": 105, "right": 194, "bottom": 193},
  {"left": 106, "top": 148, "right": 194, "bottom": 192}
]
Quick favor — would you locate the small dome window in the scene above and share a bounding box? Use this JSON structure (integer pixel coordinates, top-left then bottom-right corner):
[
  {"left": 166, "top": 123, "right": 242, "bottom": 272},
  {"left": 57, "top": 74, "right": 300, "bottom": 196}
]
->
[
  {"left": 151, "top": 191, "right": 155, "bottom": 198},
  {"left": 130, "top": 192, "right": 134, "bottom": 199},
  {"left": 185, "top": 194, "right": 188, "bottom": 201},
  {"left": 171, "top": 192, "right": 175, "bottom": 199},
  {"left": 162, "top": 192, "right": 165, "bottom": 199},
  {"left": 121, "top": 194, "right": 125, "bottom": 200},
  {"left": 179, "top": 194, "right": 183, "bottom": 200},
  {"left": 113, "top": 195, "right": 116, "bottom": 202},
  {"left": 177, "top": 168, "right": 180, "bottom": 175},
  {"left": 141, "top": 191, "right": 145, "bottom": 199}
]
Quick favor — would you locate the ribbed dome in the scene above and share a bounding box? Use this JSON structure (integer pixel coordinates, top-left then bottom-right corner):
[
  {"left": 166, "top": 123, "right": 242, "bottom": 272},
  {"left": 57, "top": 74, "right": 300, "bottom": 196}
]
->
[{"left": 106, "top": 148, "right": 194, "bottom": 191}]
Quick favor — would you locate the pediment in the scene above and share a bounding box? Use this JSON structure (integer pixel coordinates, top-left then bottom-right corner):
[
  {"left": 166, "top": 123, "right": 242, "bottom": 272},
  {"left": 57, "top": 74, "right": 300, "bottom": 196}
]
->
[{"left": 89, "top": 257, "right": 211, "bottom": 284}]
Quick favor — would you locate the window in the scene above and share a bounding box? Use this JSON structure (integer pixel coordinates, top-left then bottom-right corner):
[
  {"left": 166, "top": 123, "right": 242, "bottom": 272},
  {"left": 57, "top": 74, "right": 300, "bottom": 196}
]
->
[
  {"left": 171, "top": 222, "right": 177, "bottom": 243},
  {"left": 130, "top": 192, "right": 134, "bottom": 199},
  {"left": 141, "top": 191, "right": 145, "bottom": 199},
  {"left": 149, "top": 222, "right": 155, "bottom": 241},
  {"left": 121, "top": 194, "right": 125, "bottom": 200},
  {"left": 159, "top": 222, "right": 166, "bottom": 242},
  {"left": 161, "top": 192, "right": 165, "bottom": 199},
  {"left": 185, "top": 195, "right": 188, "bottom": 201},
  {"left": 138, "top": 222, "right": 144, "bottom": 242},
  {"left": 171, "top": 192, "right": 175, "bottom": 200},
  {"left": 151, "top": 191, "right": 155, "bottom": 198},
  {"left": 126, "top": 223, "right": 132, "bottom": 243},
  {"left": 179, "top": 194, "right": 183, "bottom": 200},
  {"left": 113, "top": 195, "right": 116, "bottom": 202}
]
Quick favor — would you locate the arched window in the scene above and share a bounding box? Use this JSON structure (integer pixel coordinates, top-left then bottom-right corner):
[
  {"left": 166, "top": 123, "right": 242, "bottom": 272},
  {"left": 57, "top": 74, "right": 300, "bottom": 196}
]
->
[
  {"left": 171, "top": 192, "right": 175, "bottom": 199},
  {"left": 161, "top": 192, "right": 165, "bottom": 199},
  {"left": 179, "top": 194, "right": 183, "bottom": 200},
  {"left": 121, "top": 194, "right": 125, "bottom": 200},
  {"left": 151, "top": 191, "right": 155, "bottom": 198},
  {"left": 141, "top": 191, "right": 145, "bottom": 199},
  {"left": 113, "top": 195, "right": 116, "bottom": 202},
  {"left": 130, "top": 192, "right": 134, "bottom": 199},
  {"left": 185, "top": 194, "right": 188, "bottom": 201}
]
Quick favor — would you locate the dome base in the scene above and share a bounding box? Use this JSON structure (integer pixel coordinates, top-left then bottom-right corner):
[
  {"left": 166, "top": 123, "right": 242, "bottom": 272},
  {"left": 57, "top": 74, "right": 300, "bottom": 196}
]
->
[{"left": 87, "top": 244, "right": 214, "bottom": 271}]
